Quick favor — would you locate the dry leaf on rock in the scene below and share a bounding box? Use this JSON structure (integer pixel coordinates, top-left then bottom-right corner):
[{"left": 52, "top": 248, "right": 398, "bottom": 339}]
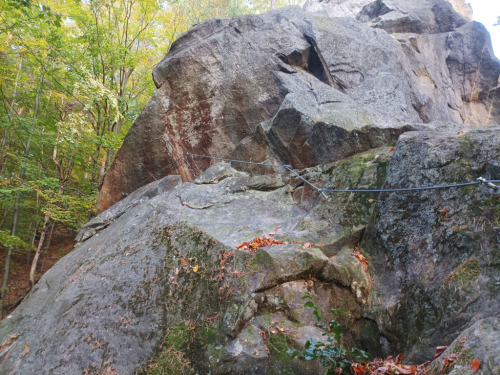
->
[
  {"left": 236, "top": 236, "right": 318, "bottom": 253},
  {"left": 351, "top": 353, "right": 430, "bottom": 375},
  {"left": 433, "top": 346, "right": 448, "bottom": 358},
  {"left": 471, "top": 359, "right": 481, "bottom": 373}
]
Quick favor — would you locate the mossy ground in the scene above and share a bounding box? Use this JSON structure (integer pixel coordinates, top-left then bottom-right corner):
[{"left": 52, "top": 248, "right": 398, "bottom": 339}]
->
[
  {"left": 444, "top": 258, "right": 481, "bottom": 289},
  {"left": 268, "top": 332, "right": 297, "bottom": 363},
  {"left": 143, "top": 346, "right": 194, "bottom": 375}
]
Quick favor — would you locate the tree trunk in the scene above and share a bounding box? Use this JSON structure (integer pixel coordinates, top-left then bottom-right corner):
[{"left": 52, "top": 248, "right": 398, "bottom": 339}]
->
[
  {"left": 41, "top": 221, "right": 55, "bottom": 272},
  {"left": 27, "top": 193, "right": 41, "bottom": 264},
  {"left": 0, "top": 208, "right": 10, "bottom": 229},
  {"left": 0, "top": 56, "right": 48, "bottom": 319},
  {"left": 27, "top": 219, "right": 40, "bottom": 265},
  {"left": 29, "top": 215, "right": 50, "bottom": 287},
  {"left": 271, "top": 0, "right": 276, "bottom": 9}
]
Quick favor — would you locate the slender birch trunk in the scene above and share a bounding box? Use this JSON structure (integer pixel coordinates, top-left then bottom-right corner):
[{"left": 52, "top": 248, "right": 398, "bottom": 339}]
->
[
  {"left": 29, "top": 215, "right": 50, "bottom": 287},
  {"left": 41, "top": 222, "right": 55, "bottom": 273}
]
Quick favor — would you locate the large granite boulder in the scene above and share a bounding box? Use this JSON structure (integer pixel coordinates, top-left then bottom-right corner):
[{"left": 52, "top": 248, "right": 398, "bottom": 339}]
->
[
  {"left": 303, "top": 0, "right": 373, "bottom": 18},
  {"left": 0, "top": 149, "right": 391, "bottom": 374},
  {"left": 1, "top": 1, "right": 500, "bottom": 374},
  {"left": 303, "top": 0, "right": 473, "bottom": 21},
  {"left": 357, "top": 0, "right": 468, "bottom": 34},
  {"left": 362, "top": 126, "right": 500, "bottom": 363},
  {"left": 99, "top": 0, "right": 500, "bottom": 210},
  {"left": 357, "top": 0, "right": 500, "bottom": 127}
]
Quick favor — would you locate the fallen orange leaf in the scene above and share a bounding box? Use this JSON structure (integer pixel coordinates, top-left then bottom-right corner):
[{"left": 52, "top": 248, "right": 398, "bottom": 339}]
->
[
  {"left": 180, "top": 260, "right": 187, "bottom": 266},
  {"left": 388, "top": 147, "right": 396, "bottom": 153},
  {"left": 433, "top": 346, "right": 447, "bottom": 358},
  {"left": 220, "top": 260, "right": 226, "bottom": 265},
  {"left": 471, "top": 359, "right": 480, "bottom": 373}
]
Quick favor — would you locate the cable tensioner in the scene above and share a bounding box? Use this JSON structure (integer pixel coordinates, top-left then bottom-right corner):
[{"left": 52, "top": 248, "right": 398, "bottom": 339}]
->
[{"left": 477, "top": 177, "right": 500, "bottom": 191}]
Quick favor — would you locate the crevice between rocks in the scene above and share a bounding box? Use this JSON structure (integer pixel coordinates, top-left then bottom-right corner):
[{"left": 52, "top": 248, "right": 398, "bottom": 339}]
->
[{"left": 276, "top": 31, "right": 344, "bottom": 92}]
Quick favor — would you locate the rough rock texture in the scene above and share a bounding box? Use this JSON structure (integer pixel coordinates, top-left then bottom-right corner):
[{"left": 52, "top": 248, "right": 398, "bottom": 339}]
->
[
  {"left": 357, "top": 0, "right": 500, "bottom": 127},
  {"left": 99, "top": 0, "right": 500, "bottom": 210},
  {"left": 357, "top": 0, "right": 468, "bottom": 34},
  {"left": 303, "top": 0, "right": 373, "bottom": 18},
  {"left": 362, "top": 127, "right": 500, "bottom": 363},
  {"left": 446, "top": 0, "right": 473, "bottom": 21},
  {"left": 0, "top": 149, "right": 387, "bottom": 374},
  {"left": 303, "top": 0, "right": 472, "bottom": 20},
  {"left": 76, "top": 175, "right": 182, "bottom": 244},
  {"left": 1, "top": 1, "right": 500, "bottom": 374},
  {"left": 427, "top": 317, "right": 500, "bottom": 374}
]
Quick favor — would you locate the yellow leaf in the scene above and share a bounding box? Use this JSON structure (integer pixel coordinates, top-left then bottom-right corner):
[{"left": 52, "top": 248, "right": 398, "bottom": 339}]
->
[{"left": 193, "top": 266, "right": 199, "bottom": 272}]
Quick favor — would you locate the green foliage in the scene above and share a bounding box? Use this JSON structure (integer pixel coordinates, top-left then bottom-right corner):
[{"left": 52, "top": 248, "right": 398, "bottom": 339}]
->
[
  {"left": 286, "top": 293, "right": 369, "bottom": 374},
  {"left": 0, "top": 230, "right": 33, "bottom": 253}
]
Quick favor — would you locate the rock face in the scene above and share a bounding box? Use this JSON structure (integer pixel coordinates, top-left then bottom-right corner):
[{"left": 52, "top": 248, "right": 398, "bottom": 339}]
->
[
  {"left": 303, "top": 0, "right": 473, "bottom": 21},
  {"left": 446, "top": 0, "right": 473, "bottom": 21},
  {"left": 362, "top": 127, "right": 500, "bottom": 363},
  {"left": 1, "top": 1, "right": 500, "bottom": 375},
  {"left": 99, "top": 0, "right": 500, "bottom": 210},
  {"left": 303, "top": 0, "right": 373, "bottom": 18}
]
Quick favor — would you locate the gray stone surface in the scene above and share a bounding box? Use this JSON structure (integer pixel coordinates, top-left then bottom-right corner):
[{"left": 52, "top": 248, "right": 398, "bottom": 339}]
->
[
  {"left": 357, "top": 0, "right": 467, "bottom": 34},
  {"left": 100, "top": 1, "right": 500, "bottom": 209},
  {"left": 76, "top": 174, "right": 182, "bottom": 244},
  {"left": 427, "top": 317, "right": 500, "bottom": 374},
  {"left": 303, "top": 0, "right": 373, "bottom": 18},
  {"left": 0, "top": 170, "right": 380, "bottom": 374},
  {"left": 362, "top": 126, "right": 500, "bottom": 363},
  {"left": 2, "top": 1, "right": 500, "bottom": 373},
  {"left": 357, "top": 0, "right": 500, "bottom": 126}
]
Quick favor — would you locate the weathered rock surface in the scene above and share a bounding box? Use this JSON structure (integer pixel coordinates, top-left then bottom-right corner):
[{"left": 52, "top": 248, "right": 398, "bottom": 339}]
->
[
  {"left": 357, "top": 0, "right": 468, "bottom": 34},
  {"left": 0, "top": 149, "right": 385, "bottom": 374},
  {"left": 357, "top": 0, "right": 500, "bottom": 127},
  {"left": 427, "top": 317, "right": 500, "bottom": 374},
  {"left": 100, "top": 0, "right": 500, "bottom": 210},
  {"left": 446, "top": 0, "right": 473, "bottom": 21},
  {"left": 303, "top": 0, "right": 373, "bottom": 18},
  {"left": 1, "top": 1, "right": 500, "bottom": 374},
  {"left": 362, "top": 127, "right": 500, "bottom": 363},
  {"left": 303, "top": 0, "right": 473, "bottom": 21}
]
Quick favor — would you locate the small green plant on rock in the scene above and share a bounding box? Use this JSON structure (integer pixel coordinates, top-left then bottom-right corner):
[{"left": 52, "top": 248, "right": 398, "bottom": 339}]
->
[{"left": 286, "top": 292, "right": 369, "bottom": 374}]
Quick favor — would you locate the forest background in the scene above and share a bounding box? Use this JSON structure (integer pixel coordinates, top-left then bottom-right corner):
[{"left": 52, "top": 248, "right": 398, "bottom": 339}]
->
[{"left": 0, "top": 0, "right": 303, "bottom": 317}]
